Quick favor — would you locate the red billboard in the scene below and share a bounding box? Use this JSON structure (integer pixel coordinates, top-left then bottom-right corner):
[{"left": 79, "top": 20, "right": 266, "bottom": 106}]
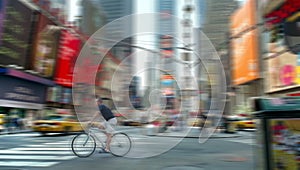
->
[{"left": 54, "top": 29, "right": 81, "bottom": 87}]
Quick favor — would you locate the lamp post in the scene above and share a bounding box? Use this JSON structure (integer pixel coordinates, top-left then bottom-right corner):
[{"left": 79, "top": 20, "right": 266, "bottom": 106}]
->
[{"left": 179, "top": 0, "right": 198, "bottom": 128}]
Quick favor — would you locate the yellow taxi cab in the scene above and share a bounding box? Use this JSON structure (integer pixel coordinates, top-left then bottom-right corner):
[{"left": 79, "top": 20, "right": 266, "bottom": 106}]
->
[
  {"left": 32, "top": 114, "right": 83, "bottom": 135},
  {"left": 234, "top": 116, "right": 256, "bottom": 130},
  {"left": 0, "top": 114, "right": 5, "bottom": 132},
  {"left": 187, "top": 117, "right": 202, "bottom": 127}
]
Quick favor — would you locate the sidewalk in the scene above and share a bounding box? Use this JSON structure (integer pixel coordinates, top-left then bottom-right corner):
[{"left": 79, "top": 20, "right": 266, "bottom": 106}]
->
[
  {"left": 142, "top": 126, "right": 241, "bottom": 138},
  {"left": 0, "top": 126, "right": 242, "bottom": 139}
]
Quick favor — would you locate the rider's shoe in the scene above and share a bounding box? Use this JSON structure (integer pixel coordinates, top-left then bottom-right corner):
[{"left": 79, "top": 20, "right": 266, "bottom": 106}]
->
[{"left": 99, "top": 148, "right": 110, "bottom": 153}]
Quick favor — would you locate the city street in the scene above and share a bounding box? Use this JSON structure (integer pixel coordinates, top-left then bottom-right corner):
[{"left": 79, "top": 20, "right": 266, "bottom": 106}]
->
[
  {"left": 0, "top": 0, "right": 299, "bottom": 169},
  {"left": 0, "top": 127, "right": 256, "bottom": 170}
]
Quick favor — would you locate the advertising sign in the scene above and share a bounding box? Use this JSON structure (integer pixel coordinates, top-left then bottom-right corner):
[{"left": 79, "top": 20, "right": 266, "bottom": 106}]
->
[
  {"left": 61, "top": 88, "right": 71, "bottom": 104},
  {"left": 46, "top": 86, "right": 71, "bottom": 104},
  {"left": 0, "top": 76, "right": 47, "bottom": 105},
  {"left": 160, "top": 35, "right": 173, "bottom": 58},
  {"left": 230, "top": 0, "right": 259, "bottom": 86},
  {"left": 31, "top": 13, "right": 62, "bottom": 78},
  {"left": 161, "top": 74, "right": 174, "bottom": 87},
  {"left": 55, "top": 29, "right": 81, "bottom": 87},
  {"left": 265, "top": 13, "right": 300, "bottom": 93},
  {"left": 270, "top": 119, "right": 300, "bottom": 170},
  {"left": 0, "top": 0, "right": 7, "bottom": 45},
  {"left": 265, "top": 51, "right": 299, "bottom": 93},
  {"left": 46, "top": 86, "right": 56, "bottom": 102},
  {"left": 0, "top": 0, "right": 38, "bottom": 68},
  {"left": 32, "top": 0, "right": 67, "bottom": 24}
]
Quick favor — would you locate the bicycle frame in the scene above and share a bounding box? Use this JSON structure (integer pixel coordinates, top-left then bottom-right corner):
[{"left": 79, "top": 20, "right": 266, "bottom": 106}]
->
[
  {"left": 72, "top": 124, "right": 132, "bottom": 157},
  {"left": 87, "top": 127, "right": 107, "bottom": 149}
]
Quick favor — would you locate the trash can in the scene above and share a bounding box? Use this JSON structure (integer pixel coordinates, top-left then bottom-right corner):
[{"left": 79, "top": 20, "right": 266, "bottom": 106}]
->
[{"left": 253, "top": 97, "right": 300, "bottom": 170}]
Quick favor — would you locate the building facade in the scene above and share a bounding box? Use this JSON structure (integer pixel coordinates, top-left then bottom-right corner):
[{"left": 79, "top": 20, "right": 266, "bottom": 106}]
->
[{"left": 197, "top": 0, "right": 238, "bottom": 115}]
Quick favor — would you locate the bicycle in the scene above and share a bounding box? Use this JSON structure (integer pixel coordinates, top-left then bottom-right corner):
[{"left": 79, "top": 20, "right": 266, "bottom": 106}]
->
[{"left": 71, "top": 123, "right": 132, "bottom": 158}]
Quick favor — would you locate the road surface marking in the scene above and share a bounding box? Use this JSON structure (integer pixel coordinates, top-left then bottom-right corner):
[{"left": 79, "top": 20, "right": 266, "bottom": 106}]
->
[
  {"left": 23, "top": 144, "right": 70, "bottom": 147},
  {"left": 0, "top": 150, "right": 73, "bottom": 155},
  {"left": 0, "top": 155, "right": 76, "bottom": 160},
  {"left": 0, "top": 161, "right": 59, "bottom": 167},
  {"left": 10, "top": 147, "right": 71, "bottom": 151},
  {"left": 45, "top": 142, "right": 71, "bottom": 145},
  {"left": 0, "top": 133, "right": 40, "bottom": 137},
  {"left": 0, "top": 139, "right": 77, "bottom": 168}
]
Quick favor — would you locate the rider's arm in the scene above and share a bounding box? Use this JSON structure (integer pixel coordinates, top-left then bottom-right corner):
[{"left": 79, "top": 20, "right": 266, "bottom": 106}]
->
[{"left": 89, "top": 112, "right": 100, "bottom": 124}]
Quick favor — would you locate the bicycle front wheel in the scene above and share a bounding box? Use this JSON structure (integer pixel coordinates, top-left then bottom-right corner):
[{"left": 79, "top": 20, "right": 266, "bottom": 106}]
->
[
  {"left": 71, "top": 133, "right": 96, "bottom": 158},
  {"left": 110, "top": 132, "right": 132, "bottom": 157}
]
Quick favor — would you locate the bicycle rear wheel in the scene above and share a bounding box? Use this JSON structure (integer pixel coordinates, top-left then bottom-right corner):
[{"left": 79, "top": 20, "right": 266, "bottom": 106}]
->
[
  {"left": 71, "top": 133, "right": 96, "bottom": 158},
  {"left": 110, "top": 132, "right": 132, "bottom": 157}
]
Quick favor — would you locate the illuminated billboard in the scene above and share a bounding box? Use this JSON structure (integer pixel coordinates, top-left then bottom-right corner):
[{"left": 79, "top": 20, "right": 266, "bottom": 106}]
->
[
  {"left": 0, "top": 0, "right": 38, "bottom": 67},
  {"left": 160, "top": 35, "right": 173, "bottom": 58},
  {"left": 265, "top": 12, "right": 300, "bottom": 93},
  {"left": 230, "top": 0, "right": 259, "bottom": 86},
  {"left": 55, "top": 29, "right": 81, "bottom": 87},
  {"left": 30, "top": 13, "right": 62, "bottom": 78},
  {"left": 32, "top": 0, "right": 67, "bottom": 24},
  {"left": 0, "top": 0, "right": 7, "bottom": 45}
]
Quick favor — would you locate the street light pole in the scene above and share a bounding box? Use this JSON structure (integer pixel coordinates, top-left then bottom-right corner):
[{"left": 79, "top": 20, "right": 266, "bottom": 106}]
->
[{"left": 179, "top": 0, "right": 197, "bottom": 128}]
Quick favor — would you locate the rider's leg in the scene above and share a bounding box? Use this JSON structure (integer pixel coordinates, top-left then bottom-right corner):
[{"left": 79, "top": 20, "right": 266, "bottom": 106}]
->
[
  {"left": 104, "top": 133, "right": 112, "bottom": 151},
  {"left": 103, "top": 118, "right": 117, "bottom": 152}
]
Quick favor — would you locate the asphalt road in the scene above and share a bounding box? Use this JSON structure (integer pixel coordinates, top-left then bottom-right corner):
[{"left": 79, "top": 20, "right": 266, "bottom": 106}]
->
[{"left": 0, "top": 128, "right": 256, "bottom": 170}]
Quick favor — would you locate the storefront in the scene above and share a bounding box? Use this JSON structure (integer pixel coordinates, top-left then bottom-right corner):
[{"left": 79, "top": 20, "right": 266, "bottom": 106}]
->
[
  {"left": 0, "top": 68, "right": 54, "bottom": 130},
  {"left": 260, "top": 0, "right": 300, "bottom": 97}
]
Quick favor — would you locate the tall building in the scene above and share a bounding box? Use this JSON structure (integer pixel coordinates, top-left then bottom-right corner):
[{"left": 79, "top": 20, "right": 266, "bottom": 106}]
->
[
  {"left": 97, "top": 0, "right": 133, "bottom": 57},
  {"left": 98, "top": 0, "right": 133, "bottom": 38},
  {"left": 201, "top": 0, "right": 238, "bottom": 50},
  {"left": 157, "top": 0, "right": 177, "bottom": 74},
  {"left": 197, "top": 0, "right": 238, "bottom": 114},
  {"left": 78, "top": 0, "right": 106, "bottom": 36}
]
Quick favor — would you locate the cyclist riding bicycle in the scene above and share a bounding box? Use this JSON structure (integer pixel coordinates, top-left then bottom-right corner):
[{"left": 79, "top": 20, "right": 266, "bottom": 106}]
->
[{"left": 89, "top": 97, "right": 118, "bottom": 153}]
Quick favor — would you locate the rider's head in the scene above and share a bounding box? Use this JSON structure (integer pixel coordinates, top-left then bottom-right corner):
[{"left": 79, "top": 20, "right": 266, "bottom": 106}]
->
[{"left": 97, "top": 97, "right": 103, "bottom": 104}]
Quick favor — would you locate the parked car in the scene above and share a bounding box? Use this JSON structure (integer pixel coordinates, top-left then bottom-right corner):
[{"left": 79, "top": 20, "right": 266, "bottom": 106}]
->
[{"left": 32, "top": 114, "right": 83, "bottom": 135}]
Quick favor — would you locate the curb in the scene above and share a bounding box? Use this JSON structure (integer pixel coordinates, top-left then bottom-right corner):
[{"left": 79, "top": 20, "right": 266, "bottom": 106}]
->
[
  {"left": 154, "top": 133, "right": 241, "bottom": 139},
  {"left": 0, "top": 130, "right": 32, "bottom": 135},
  {"left": 146, "top": 128, "right": 242, "bottom": 138}
]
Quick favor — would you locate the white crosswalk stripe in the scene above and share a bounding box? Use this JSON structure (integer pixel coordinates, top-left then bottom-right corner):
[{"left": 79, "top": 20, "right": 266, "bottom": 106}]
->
[
  {"left": 0, "top": 133, "right": 41, "bottom": 137},
  {"left": 0, "top": 161, "right": 59, "bottom": 167},
  {"left": 0, "top": 139, "right": 77, "bottom": 168}
]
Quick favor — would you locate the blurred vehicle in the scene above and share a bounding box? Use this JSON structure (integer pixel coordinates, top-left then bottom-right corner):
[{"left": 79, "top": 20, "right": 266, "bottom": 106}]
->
[
  {"left": 113, "top": 110, "right": 143, "bottom": 126},
  {"left": 122, "top": 120, "right": 143, "bottom": 126},
  {"left": 32, "top": 114, "right": 83, "bottom": 135},
  {"left": 188, "top": 113, "right": 213, "bottom": 128},
  {"left": 113, "top": 111, "right": 126, "bottom": 125},
  {"left": 0, "top": 114, "right": 5, "bottom": 132},
  {"left": 187, "top": 118, "right": 203, "bottom": 127},
  {"left": 234, "top": 116, "right": 256, "bottom": 130}
]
